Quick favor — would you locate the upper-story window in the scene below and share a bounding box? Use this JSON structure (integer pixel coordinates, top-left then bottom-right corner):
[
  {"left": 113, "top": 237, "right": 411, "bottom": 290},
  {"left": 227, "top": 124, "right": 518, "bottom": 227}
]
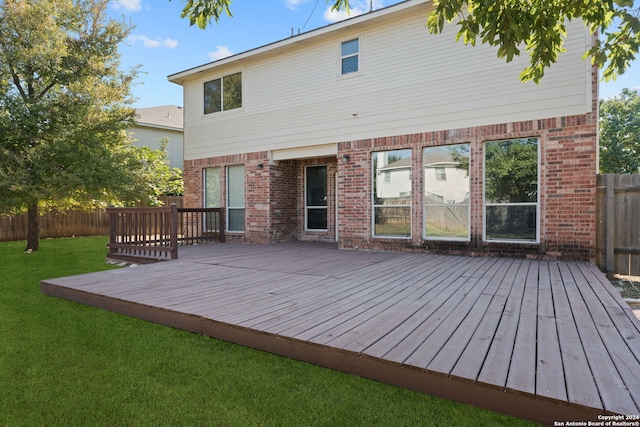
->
[
  {"left": 204, "top": 72, "right": 242, "bottom": 115},
  {"left": 341, "top": 38, "right": 359, "bottom": 75}
]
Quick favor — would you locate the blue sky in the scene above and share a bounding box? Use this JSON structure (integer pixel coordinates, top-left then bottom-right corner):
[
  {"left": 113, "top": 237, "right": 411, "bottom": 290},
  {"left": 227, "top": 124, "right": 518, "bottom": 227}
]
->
[{"left": 109, "top": 0, "right": 639, "bottom": 108}]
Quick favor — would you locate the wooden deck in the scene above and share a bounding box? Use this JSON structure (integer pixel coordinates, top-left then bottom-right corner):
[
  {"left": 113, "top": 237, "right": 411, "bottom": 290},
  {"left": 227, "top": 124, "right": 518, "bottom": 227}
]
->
[{"left": 40, "top": 242, "right": 640, "bottom": 424}]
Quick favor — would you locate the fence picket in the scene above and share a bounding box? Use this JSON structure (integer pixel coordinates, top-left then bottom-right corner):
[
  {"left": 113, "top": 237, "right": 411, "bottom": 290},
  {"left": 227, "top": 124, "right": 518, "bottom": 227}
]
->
[{"left": 596, "top": 174, "right": 640, "bottom": 277}]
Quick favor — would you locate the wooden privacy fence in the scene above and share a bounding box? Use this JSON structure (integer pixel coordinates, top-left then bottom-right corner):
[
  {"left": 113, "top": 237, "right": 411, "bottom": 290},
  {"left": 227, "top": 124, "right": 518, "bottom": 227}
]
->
[
  {"left": 596, "top": 174, "right": 640, "bottom": 277},
  {"left": 0, "top": 196, "right": 184, "bottom": 242},
  {"left": 0, "top": 208, "right": 109, "bottom": 242},
  {"left": 107, "top": 204, "right": 224, "bottom": 263}
]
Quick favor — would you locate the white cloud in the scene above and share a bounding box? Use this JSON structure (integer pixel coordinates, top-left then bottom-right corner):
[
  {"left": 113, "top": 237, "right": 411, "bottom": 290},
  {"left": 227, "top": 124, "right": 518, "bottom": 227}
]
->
[
  {"left": 113, "top": 0, "right": 142, "bottom": 12},
  {"left": 285, "top": 0, "right": 311, "bottom": 11},
  {"left": 208, "top": 46, "right": 234, "bottom": 61},
  {"left": 129, "top": 35, "right": 178, "bottom": 49},
  {"left": 323, "top": 0, "right": 385, "bottom": 23}
]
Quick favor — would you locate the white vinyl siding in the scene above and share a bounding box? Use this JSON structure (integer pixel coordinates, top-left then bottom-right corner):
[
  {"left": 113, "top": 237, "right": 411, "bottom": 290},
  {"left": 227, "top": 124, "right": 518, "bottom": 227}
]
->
[{"left": 180, "top": 4, "right": 592, "bottom": 161}]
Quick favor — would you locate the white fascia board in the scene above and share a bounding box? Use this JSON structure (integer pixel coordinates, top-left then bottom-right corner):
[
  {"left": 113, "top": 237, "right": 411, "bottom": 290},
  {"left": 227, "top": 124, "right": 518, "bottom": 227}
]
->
[
  {"left": 167, "top": 0, "right": 430, "bottom": 85},
  {"left": 133, "top": 123, "right": 183, "bottom": 132}
]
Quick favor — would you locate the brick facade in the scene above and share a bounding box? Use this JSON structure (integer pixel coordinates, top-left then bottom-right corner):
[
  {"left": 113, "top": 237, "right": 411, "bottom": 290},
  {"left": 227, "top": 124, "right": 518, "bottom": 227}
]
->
[
  {"left": 337, "top": 113, "right": 597, "bottom": 261},
  {"left": 183, "top": 71, "right": 597, "bottom": 262},
  {"left": 184, "top": 154, "right": 339, "bottom": 245}
]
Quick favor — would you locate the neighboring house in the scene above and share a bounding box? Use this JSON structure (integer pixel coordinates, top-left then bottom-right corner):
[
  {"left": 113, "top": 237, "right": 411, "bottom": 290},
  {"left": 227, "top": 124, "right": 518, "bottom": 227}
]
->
[
  {"left": 168, "top": 0, "right": 598, "bottom": 261},
  {"left": 129, "top": 105, "right": 184, "bottom": 169}
]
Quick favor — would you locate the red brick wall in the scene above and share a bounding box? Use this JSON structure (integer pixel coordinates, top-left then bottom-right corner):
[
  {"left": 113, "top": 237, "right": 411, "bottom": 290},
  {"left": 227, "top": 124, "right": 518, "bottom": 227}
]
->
[
  {"left": 183, "top": 68, "right": 597, "bottom": 261},
  {"left": 183, "top": 154, "right": 339, "bottom": 244},
  {"left": 184, "top": 151, "right": 270, "bottom": 243},
  {"left": 337, "top": 112, "right": 597, "bottom": 261},
  {"left": 268, "top": 160, "right": 298, "bottom": 242}
]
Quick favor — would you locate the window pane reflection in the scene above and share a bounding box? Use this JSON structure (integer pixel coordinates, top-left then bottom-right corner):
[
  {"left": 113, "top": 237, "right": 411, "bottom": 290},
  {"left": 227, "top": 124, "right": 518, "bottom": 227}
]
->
[
  {"left": 425, "top": 206, "right": 469, "bottom": 238},
  {"left": 373, "top": 150, "right": 411, "bottom": 237},
  {"left": 486, "top": 205, "right": 536, "bottom": 241},
  {"left": 424, "top": 144, "right": 470, "bottom": 240},
  {"left": 374, "top": 207, "right": 411, "bottom": 237}
]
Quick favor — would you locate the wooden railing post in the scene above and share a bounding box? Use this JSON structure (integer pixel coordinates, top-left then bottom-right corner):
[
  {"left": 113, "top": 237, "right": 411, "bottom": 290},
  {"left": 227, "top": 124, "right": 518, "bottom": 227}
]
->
[
  {"left": 220, "top": 208, "right": 225, "bottom": 243},
  {"left": 107, "top": 205, "right": 116, "bottom": 258},
  {"left": 170, "top": 203, "right": 178, "bottom": 259}
]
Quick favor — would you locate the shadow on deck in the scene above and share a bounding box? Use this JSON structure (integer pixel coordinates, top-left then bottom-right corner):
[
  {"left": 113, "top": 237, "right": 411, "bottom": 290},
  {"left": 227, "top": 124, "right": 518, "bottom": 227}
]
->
[{"left": 40, "top": 242, "right": 640, "bottom": 425}]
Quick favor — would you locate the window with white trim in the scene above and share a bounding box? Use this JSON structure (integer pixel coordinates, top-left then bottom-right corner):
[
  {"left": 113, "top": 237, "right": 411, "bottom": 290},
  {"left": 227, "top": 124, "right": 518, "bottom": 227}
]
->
[
  {"left": 203, "top": 167, "right": 221, "bottom": 232},
  {"left": 373, "top": 149, "right": 411, "bottom": 238},
  {"left": 305, "top": 166, "right": 328, "bottom": 231},
  {"left": 424, "top": 144, "right": 470, "bottom": 240},
  {"left": 484, "top": 138, "right": 539, "bottom": 242},
  {"left": 341, "top": 38, "right": 359, "bottom": 75},
  {"left": 204, "top": 72, "right": 242, "bottom": 114},
  {"left": 227, "top": 165, "right": 245, "bottom": 232}
]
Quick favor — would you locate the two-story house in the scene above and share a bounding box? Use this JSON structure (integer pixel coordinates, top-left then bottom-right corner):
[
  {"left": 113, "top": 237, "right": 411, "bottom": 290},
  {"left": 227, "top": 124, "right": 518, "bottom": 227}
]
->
[
  {"left": 168, "top": 0, "right": 598, "bottom": 261},
  {"left": 129, "top": 105, "right": 184, "bottom": 169}
]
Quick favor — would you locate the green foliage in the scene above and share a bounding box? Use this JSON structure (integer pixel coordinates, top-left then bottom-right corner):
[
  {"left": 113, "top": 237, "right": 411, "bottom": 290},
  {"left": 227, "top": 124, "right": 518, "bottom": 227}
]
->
[
  {"left": 427, "top": 0, "right": 640, "bottom": 83},
  {"left": 0, "top": 0, "right": 154, "bottom": 249},
  {"left": 485, "top": 139, "right": 538, "bottom": 203},
  {"left": 179, "top": 0, "right": 640, "bottom": 83},
  {"left": 599, "top": 88, "right": 640, "bottom": 174},
  {"left": 134, "top": 137, "right": 184, "bottom": 202},
  {"left": 174, "top": 0, "right": 234, "bottom": 29},
  {"left": 0, "top": 237, "right": 536, "bottom": 427}
]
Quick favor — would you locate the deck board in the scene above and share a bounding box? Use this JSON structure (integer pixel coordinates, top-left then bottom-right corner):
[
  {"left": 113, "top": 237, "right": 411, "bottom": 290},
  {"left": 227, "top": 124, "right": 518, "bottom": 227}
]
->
[
  {"left": 476, "top": 259, "right": 529, "bottom": 389},
  {"left": 40, "top": 242, "right": 640, "bottom": 424},
  {"left": 561, "top": 262, "right": 638, "bottom": 414}
]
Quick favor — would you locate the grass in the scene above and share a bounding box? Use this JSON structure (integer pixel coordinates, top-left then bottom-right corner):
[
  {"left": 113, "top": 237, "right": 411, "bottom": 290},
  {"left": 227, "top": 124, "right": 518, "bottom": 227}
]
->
[{"left": 0, "top": 237, "right": 539, "bottom": 426}]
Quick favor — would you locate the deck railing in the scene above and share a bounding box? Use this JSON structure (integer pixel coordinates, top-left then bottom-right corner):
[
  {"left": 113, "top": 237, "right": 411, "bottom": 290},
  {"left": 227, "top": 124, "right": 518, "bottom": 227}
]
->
[{"left": 107, "top": 204, "right": 224, "bottom": 262}]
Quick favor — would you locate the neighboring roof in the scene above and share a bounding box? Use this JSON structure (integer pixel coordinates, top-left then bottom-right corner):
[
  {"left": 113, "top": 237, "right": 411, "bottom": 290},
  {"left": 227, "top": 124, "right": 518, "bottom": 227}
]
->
[
  {"left": 379, "top": 157, "right": 412, "bottom": 171},
  {"left": 134, "top": 105, "right": 184, "bottom": 131},
  {"left": 424, "top": 151, "right": 456, "bottom": 167},
  {"left": 168, "top": 0, "right": 429, "bottom": 84}
]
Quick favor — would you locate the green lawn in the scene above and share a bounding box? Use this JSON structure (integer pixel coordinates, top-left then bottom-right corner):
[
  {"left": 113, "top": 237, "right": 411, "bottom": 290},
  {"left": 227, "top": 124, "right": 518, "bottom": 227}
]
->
[{"left": 0, "top": 237, "right": 539, "bottom": 426}]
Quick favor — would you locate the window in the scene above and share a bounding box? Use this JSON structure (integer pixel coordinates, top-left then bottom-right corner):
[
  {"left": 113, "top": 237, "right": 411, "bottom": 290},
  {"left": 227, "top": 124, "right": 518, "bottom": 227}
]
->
[
  {"left": 204, "top": 167, "right": 221, "bottom": 232},
  {"left": 484, "top": 138, "right": 539, "bottom": 242},
  {"left": 341, "top": 38, "right": 359, "bottom": 75},
  {"left": 204, "top": 72, "right": 242, "bottom": 114},
  {"left": 305, "top": 166, "right": 328, "bottom": 230},
  {"left": 424, "top": 144, "right": 470, "bottom": 240},
  {"left": 373, "top": 149, "right": 411, "bottom": 237},
  {"left": 227, "top": 165, "right": 245, "bottom": 232}
]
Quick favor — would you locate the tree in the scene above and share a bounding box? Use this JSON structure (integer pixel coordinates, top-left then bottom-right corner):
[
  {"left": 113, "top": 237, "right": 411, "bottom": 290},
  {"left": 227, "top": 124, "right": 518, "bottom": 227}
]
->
[
  {"left": 136, "top": 138, "right": 184, "bottom": 200},
  {"left": 599, "top": 88, "right": 640, "bottom": 174},
  {"left": 176, "top": 0, "right": 640, "bottom": 83},
  {"left": 0, "top": 0, "right": 146, "bottom": 252},
  {"left": 484, "top": 139, "right": 538, "bottom": 203}
]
